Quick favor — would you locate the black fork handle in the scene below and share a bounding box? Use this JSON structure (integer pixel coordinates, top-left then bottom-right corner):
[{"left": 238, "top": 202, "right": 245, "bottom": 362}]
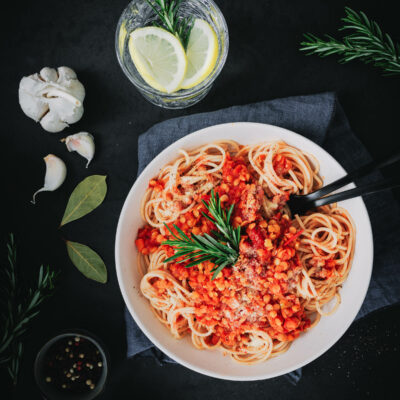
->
[
  {"left": 305, "top": 150, "right": 400, "bottom": 201},
  {"left": 312, "top": 176, "right": 400, "bottom": 208}
]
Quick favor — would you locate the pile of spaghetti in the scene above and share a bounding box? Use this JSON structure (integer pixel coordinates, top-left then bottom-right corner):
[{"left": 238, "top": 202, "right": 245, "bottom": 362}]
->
[{"left": 135, "top": 140, "right": 355, "bottom": 364}]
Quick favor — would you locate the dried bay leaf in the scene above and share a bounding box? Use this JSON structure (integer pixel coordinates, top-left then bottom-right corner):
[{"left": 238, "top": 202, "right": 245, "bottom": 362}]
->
[
  {"left": 61, "top": 175, "right": 107, "bottom": 226},
  {"left": 66, "top": 240, "right": 107, "bottom": 283}
]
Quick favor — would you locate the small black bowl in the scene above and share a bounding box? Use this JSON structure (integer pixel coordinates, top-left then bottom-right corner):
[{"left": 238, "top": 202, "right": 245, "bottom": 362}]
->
[{"left": 34, "top": 330, "right": 108, "bottom": 400}]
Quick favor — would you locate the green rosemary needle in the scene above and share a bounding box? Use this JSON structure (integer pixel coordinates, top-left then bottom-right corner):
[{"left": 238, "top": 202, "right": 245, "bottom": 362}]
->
[
  {"left": 201, "top": 190, "right": 241, "bottom": 251},
  {"left": 145, "top": 0, "right": 194, "bottom": 50},
  {"left": 163, "top": 190, "right": 241, "bottom": 280},
  {"left": 300, "top": 7, "right": 400, "bottom": 75},
  {"left": 0, "top": 234, "right": 57, "bottom": 385}
]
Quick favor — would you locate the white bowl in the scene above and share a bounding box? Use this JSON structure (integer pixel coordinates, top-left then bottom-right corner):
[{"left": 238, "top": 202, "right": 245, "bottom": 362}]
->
[{"left": 115, "top": 122, "right": 373, "bottom": 381}]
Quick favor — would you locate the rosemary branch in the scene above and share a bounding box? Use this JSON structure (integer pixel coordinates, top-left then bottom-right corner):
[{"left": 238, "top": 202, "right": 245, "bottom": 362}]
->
[
  {"left": 145, "top": 0, "right": 194, "bottom": 49},
  {"left": 0, "top": 234, "right": 57, "bottom": 385},
  {"left": 163, "top": 190, "right": 241, "bottom": 280},
  {"left": 300, "top": 7, "right": 400, "bottom": 75}
]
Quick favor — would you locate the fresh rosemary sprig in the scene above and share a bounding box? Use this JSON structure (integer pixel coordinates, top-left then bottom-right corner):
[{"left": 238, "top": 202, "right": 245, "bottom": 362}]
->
[
  {"left": 0, "top": 234, "right": 57, "bottom": 385},
  {"left": 300, "top": 7, "right": 400, "bottom": 75},
  {"left": 163, "top": 190, "right": 241, "bottom": 280},
  {"left": 201, "top": 190, "right": 241, "bottom": 251},
  {"left": 145, "top": 0, "right": 194, "bottom": 49}
]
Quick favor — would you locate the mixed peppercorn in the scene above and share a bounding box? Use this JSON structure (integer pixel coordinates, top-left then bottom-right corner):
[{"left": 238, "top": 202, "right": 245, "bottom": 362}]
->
[{"left": 41, "top": 335, "right": 104, "bottom": 394}]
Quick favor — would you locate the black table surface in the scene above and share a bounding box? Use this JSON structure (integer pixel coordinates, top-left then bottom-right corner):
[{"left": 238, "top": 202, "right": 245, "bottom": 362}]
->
[{"left": 2, "top": 0, "right": 400, "bottom": 398}]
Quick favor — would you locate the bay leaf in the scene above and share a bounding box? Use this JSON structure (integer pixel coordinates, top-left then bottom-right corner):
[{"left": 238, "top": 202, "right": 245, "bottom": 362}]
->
[
  {"left": 66, "top": 240, "right": 107, "bottom": 283},
  {"left": 61, "top": 175, "right": 107, "bottom": 226}
]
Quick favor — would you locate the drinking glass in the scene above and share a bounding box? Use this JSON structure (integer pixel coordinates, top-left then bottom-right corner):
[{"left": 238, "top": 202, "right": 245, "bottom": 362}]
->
[{"left": 115, "top": 0, "right": 229, "bottom": 109}]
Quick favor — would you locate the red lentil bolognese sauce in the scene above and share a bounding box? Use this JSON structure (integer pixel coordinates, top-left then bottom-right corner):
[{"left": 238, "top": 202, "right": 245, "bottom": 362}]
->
[{"left": 135, "top": 140, "right": 355, "bottom": 364}]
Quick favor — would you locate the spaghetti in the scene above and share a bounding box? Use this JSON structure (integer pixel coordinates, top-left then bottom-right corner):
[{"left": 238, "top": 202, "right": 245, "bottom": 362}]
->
[{"left": 135, "top": 140, "right": 355, "bottom": 364}]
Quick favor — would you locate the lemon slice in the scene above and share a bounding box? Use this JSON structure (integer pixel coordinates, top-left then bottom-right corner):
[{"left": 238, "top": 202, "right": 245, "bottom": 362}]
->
[
  {"left": 181, "top": 19, "right": 218, "bottom": 90},
  {"left": 129, "top": 27, "right": 187, "bottom": 94}
]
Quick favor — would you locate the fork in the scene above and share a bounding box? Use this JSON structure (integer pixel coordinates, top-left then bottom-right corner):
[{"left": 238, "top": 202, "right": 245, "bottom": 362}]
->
[{"left": 287, "top": 151, "right": 400, "bottom": 215}]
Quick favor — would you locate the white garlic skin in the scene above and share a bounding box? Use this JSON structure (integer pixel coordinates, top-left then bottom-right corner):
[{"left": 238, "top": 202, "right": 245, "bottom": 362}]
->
[
  {"left": 32, "top": 154, "right": 67, "bottom": 204},
  {"left": 63, "top": 132, "right": 95, "bottom": 168},
  {"left": 19, "top": 66, "right": 85, "bottom": 133}
]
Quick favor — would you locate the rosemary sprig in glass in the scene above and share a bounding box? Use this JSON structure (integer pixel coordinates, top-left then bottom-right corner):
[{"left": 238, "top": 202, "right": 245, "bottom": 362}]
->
[
  {"left": 145, "top": 0, "right": 194, "bottom": 50},
  {"left": 163, "top": 190, "right": 241, "bottom": 280},
  {"left": 300, "top": 7, "right": 400, "bottom": 75},
  {"left": 0, "top": 234, "right": 57, "bottom": 385}
]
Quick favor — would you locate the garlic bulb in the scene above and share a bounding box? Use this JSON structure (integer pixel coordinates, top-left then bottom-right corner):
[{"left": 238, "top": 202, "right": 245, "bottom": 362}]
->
[
  {"left": 19, "top": 67, "right": 85, "bottom": 133},
  {"left": 32, "top": 154, "right": 67, "bottom": 204},
  {"left": 62, "top": 132, "right": 95, "bottom": 168}
]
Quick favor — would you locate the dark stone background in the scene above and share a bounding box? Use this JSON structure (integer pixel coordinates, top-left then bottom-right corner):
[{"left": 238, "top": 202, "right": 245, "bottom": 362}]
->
[{"left": 1, "top": 0, "right": 399, "bottom": 398}]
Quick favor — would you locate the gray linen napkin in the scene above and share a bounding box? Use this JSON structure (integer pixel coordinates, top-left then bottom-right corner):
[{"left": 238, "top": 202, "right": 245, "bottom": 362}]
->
[{"left": 125, "top": 92, "right": 400, "bottom": 384}]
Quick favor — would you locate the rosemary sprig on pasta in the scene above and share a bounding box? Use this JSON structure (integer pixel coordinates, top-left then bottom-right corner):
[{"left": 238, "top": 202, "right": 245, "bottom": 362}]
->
[
  {"left": 201, "top": 190, "right": 241, "bottom": 251},
  {"left": 163, "top": 190, "right": 241, "bottom": 280}
]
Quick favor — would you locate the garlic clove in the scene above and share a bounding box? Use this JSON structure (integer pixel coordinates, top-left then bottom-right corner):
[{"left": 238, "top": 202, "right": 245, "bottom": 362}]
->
[
  {"left": 62, "top": 132, "right": 95, "bottom": 168},
  {"left": 40, "top": 67, "right": 58, "bottom": 82},
  {"left": 19, "top": 75, "right": 49, "bottom": 121},
  {"left": 40, "top": 111, "right": 69, "bottom": 133},
  {"left": 57, "top": 66, "right": 78, "bottom": 82},
  {"left": 32, "top": 154, "right": 67, "bottom": 204},
  {"left": 19, "top": 66, "right": 85, "bottom": 133}
]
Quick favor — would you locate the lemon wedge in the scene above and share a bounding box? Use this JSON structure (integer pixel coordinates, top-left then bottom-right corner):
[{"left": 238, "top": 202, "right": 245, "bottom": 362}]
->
[
  {"left": 128, "top": 27, "right": 187, "bottom": 94},
  {"left": 181, "top": 19, "right": 218, "bottom": 90},
  {"left": 118, "top": 21, "right": 127, "bottom": 57}
]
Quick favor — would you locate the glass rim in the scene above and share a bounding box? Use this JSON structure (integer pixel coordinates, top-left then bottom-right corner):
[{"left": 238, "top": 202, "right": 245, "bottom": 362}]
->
[{"left": 115, "top": 0, "right": 229, "bottom": 98}]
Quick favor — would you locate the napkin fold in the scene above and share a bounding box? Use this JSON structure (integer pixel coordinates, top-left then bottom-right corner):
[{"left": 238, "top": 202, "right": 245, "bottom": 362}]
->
[{"left": 125, "top": 92, "right": 400, "bottom": 384}]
